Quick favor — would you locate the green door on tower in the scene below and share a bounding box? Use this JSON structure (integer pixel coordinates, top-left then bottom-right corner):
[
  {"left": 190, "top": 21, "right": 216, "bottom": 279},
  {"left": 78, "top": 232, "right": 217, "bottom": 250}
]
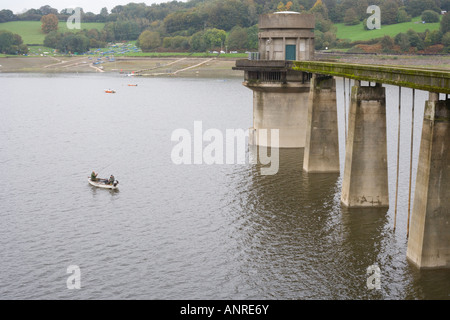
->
[{"left": 285, "top": 45, "right": 296, "bottom": 60}]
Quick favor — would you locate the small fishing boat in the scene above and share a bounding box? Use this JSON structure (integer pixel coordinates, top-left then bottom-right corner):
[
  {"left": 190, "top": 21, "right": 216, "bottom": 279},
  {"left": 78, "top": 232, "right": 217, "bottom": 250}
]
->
[
  {"left": 105, "top": 89, "right": 116, "bottom": 93},
  {"left": 88, "top": 178, "right": 119, "bottom": 190},
  {"left": 128, "top": 84, "right": 138, "bottom": 86}
]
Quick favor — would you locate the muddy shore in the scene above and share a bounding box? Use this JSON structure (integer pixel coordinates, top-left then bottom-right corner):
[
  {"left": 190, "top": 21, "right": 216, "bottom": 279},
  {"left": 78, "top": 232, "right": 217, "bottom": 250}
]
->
[
  {"left": 0, "top": 55, "right": 245, "bottom": 77},
  {"left": 0, "top": 54, "right": 449, "bottom": 77}
]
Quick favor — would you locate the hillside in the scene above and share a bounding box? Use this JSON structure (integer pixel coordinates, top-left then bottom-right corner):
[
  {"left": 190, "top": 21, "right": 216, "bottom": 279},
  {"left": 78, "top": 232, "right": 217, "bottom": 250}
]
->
[
  {"left": 3, "top": 16, "right": 443, "bottom": 47},
  {"left": 0, "top": 21, "right": 105, "bottom": 45},
  {"left": 336, "top": 16, "right": 442, "bottom": 42}
]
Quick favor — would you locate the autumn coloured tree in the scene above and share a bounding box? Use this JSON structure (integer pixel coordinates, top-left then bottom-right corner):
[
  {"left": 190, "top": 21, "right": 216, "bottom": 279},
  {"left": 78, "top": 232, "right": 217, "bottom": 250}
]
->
[
  {"left": 41, "top": 13, "right": 59, "bottom": 34},
  {"left": 276, "top": 1, "right": 293, "bottom": 11}
]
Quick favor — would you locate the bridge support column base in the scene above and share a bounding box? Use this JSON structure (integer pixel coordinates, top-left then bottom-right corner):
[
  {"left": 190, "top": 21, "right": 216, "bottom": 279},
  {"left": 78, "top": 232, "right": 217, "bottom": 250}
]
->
[
  {"left": 341, "top": 82, "right": 389, "bottom": 208},
  {"left": 303, "top": 75, "right": 339, "bottom": 172},
  {"left": 407, "top": 96, "right": 450, "bottom": 269},
  {"left": 249, "top": 87, "right": 310, "bottom": 148}
]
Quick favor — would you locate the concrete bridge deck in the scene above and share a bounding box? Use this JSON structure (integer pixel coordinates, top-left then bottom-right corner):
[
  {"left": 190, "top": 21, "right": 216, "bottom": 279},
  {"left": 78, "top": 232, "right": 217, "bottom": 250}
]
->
[{"left": 293, "top": 60, "right": 450, "bottom": 94}]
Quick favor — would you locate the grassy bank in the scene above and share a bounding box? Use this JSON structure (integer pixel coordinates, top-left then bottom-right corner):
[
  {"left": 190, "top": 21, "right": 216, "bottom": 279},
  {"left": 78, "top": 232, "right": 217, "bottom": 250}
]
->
[
  {"left": 0, "top": 21, "right": 105, "bottom": 45},
  {"left": 336, "top": 16, "right": 441, "bottom": 42}
]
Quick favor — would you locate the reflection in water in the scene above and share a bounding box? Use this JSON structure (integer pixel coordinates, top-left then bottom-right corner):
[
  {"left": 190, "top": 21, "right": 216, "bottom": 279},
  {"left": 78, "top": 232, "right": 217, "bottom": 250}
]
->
[
  {"left": 1, "top": 74, "right": 449, "bottom": 300},
  {"left": 406, "top": 267, "right": 450, "bottom": 299},
  {"left": 89, "top": 184, "right": 120, "bottom": 195},
  {"left": 228, "top": 146, "right": 449, "bottom": 299},
  {"left": 226, "top": 147, "right": 361, "bottom": 299},
  {"left": 339, "top": 207, "right": 389, "bottom": 299}
]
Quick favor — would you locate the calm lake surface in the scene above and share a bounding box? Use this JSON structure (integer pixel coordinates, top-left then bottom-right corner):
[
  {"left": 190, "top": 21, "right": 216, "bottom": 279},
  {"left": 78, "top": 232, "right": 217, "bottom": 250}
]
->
[{"left": 0, "top": 72, "right": 449, "bottom": 300}]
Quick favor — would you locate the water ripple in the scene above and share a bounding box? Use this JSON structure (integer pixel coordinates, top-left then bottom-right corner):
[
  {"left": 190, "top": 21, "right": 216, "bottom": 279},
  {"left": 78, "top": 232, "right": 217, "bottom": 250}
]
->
[{"left": 0, "top": 74, "right": 448, "bottom": 299}]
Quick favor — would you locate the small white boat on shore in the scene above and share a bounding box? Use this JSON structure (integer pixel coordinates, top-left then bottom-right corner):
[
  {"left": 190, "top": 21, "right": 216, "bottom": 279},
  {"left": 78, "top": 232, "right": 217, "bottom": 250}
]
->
[{"left": 88, "top": 178, "right": 119, "bottom": 190}]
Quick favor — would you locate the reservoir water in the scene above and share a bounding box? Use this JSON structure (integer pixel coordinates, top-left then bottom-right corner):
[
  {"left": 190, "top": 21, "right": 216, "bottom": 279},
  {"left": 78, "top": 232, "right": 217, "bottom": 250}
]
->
[{"left": 0, "top": 73, "right": 449, "bottom": 299}]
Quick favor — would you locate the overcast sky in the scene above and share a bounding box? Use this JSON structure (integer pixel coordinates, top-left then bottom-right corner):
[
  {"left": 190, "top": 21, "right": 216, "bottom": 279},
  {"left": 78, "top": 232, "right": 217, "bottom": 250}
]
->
[{"left": 1, "top": 1, "right": 180, "bottom": 14}]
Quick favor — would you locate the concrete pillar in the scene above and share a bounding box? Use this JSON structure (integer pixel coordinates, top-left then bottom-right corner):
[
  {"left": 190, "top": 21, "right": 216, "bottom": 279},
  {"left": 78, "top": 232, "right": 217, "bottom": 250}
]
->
[
  {"left": 341, "top": 82, "right": 389, "bottom": 207},
  {"left": 269, "top": 38, "right": 273, "bottom": 60},
  {"left": 407, "top": 95, "right": 450, "bottom": 269},
  {"left": 249, "top": 84, "right": 310, "bottom": 148},
  {"left": 303, "top": 75, "right": 339, "bottom": 172}
]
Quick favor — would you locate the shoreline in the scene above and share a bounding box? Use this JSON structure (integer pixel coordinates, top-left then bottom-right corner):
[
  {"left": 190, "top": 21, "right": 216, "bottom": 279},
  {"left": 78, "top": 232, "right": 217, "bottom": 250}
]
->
[
  {"left": 0, "top": 55, "right": 245, "bottom": 78},
  {"left": 1, "top": 53, "right": 449, "bottom": 77}
]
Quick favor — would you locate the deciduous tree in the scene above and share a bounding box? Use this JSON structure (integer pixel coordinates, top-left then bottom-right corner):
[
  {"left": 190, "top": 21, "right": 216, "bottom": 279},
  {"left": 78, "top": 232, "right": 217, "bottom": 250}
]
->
[
  {"left": 381, "top": 0, "right": 400, "bottom": 25},
  {"left": 43, "top": 31, "right": 61, "bottom": 48},
  {"left": 397, "top": 8, "right": 412, "bottom": 23},
  {"left": 0, "top": 30, "right": 14, "bottom": 53},
  {"left": 0, "top": 30, "right": 27, "bottom": 54},
  {"left": 421, "top": 10, "right": 440, "bottom": 23},
  {"left": 137, "top": 30, "right": 161, "bottom": 51},
  {"left": 395, "top": 33, "right": 411, "bottom": 51},
  {"left": 56, "top": 33, "right": 90, "bottom": 53},
  {"left": 0, "top": 9, "right": 16, "bottom": 23},
  {"left": 344, "top": 8, "right": 359, "bottom": 25},
  {"left": 190, "top": 31, "right": 206, "bottom": 51},
  {"left": 442, "top": 31, "right": 450, "bottom": 46},
  {"left": 39, "top": 5, "right": 58, "bottom": 16},
  {"left": 226, "top": 26, "right": 248, "bottom": 50},
  {"left": 441, "top": 13, "right": 450, "bottom": 34},
  {"left": 203, "top": 28, "right": 226, "bottom": 50},
  {"left": 41, "top": 13, "right": 59, "bottom": 34},
  {"left": 245, "top": 25, "right": 259, "bottom": 50},
  {"left": 310, "top": 0, "right": 329, "bottom": 20}
]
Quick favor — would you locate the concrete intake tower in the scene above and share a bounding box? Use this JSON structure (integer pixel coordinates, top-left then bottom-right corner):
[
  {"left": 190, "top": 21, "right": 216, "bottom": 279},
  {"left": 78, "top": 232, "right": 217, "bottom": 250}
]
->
[{"left": 233, "top": 11, "right": 315, "bottom": 148}]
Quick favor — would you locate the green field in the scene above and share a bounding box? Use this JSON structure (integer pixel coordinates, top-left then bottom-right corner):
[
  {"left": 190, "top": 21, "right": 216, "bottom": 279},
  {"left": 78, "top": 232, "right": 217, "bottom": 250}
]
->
[
  {"left": 336, "top": 16, "right": 441, "bottom": 42},
  {"left": 0, "top": 21, "right": 105, "bottom": 45}
]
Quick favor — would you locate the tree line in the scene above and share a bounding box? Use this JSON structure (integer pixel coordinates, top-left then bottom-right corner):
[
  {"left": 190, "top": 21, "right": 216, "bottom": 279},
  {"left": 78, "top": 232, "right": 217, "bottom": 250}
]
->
[
  {"left": 2, "top": 0, "right": 450, "bottom": 54},
  {"left": 2, "top": 1, "right": 447, "bottom": 25}
]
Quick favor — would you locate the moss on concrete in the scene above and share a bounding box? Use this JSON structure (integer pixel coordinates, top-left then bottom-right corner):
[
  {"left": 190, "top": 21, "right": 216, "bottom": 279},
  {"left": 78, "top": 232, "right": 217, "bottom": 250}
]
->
[{"left": 293, "top": 60, "right": 450, "bottom": 94}]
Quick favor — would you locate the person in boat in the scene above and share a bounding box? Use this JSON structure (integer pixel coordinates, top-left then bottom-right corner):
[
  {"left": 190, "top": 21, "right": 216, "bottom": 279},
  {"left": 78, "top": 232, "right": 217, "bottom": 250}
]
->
[
  {"left": 91, "top": 171, "right": 98, "bottom": 181},
  {"left": 109, "top": 175, "right": 115, "bottom": 185}
]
